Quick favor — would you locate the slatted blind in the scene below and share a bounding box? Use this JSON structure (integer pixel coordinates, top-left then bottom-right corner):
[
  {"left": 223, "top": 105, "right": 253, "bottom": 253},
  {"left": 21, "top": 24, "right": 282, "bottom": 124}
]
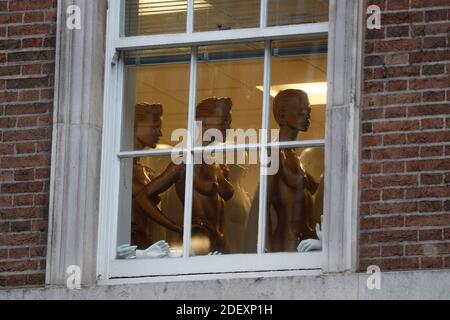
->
[
  {"left": 124, "top": 0, "right": 329, "bottom": 36},
  {"left": 268, "top": 0, "right": 329, "bottom": 26},
  {"left": 194, "top": 0, "right": 260, "bottom": 32},
  {"left": 124, "top": 0, "right": 188, "bottom": 36}
]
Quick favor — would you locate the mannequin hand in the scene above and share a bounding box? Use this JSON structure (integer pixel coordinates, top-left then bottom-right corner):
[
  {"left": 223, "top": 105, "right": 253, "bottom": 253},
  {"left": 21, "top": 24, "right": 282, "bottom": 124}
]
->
[
  {"left": 297, "top": 238, "right": 322, "bottom": 252},
  {"left": 297, "top": 222, "right": 323, "bottom": 252},
  {"left": 117, "top": 244, "right": 137, "bottom": 259},
  {"left": 316, "top": 222, "right": 322, "bottom": 241},
  {"left": 136, "top": 240, "right": 170, "bottom": 259}
]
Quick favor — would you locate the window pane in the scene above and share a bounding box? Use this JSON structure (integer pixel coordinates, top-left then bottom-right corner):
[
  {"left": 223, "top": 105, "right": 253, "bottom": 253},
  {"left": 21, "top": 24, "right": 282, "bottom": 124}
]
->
[
  {"left": 269, "top": 37, "right": 328, "bottom": 143},
  {"left": 268, "top": 0, "right": 329, "bottom": 27},
  {"left": 195, "top": 0, "right": 260, "bottom": 32},
  {"left": 260, "top": 147, "right": 324, "bottom": 253},
  {"left": 122, "top": 48, "right": 191, "bottom": 151},
  {"left": 197, "top": 42, "right": 264, "bottom": 143},
  {"left": 189, "top": 150, "right": 261, "bottom": 256},
  {"left": 124, "top": 0, "right": 187, "bottom": 36},
  {"left": 117, "top": 155, "right": 186, "bottom": 259}
]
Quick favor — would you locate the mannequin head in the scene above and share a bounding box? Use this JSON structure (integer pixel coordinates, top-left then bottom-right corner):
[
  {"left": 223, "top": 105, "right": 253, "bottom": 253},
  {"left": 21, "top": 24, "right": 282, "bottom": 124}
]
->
[
  {"left": 134, "top": 103, "right": 163, "bottom": 149},
  {"left": 196, "top": 97, "right": 232, "bottom": 141},
  {"left": 273, "top": 89, "right": 311, "bottom": 133}
]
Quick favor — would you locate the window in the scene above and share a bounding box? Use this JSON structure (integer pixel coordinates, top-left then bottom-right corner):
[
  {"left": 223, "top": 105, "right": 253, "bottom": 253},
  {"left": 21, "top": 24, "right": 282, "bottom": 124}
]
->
[{"left": 98, "top": 0, "right": 332, "bottom": 279}]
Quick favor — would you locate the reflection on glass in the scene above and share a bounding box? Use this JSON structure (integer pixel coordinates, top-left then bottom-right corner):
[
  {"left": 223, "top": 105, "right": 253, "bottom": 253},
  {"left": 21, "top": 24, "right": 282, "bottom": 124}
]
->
[
  {"left": 124, "top": 0, "right": 187, "bottom": 36},
  {"left": 197, "top": 43, "right": 264, "bottom": 139},
  {"left": 194, "top": 0, "right": 260, "bottom": 32},
  {"left": 269, "top": 37, "right": 328, "bottom": 142},
  {"left": 122, "top": 48, "right": 191, "bottom": 151},
  {"left": 268, "top": 0, "right": 329, "bottom": 27}
]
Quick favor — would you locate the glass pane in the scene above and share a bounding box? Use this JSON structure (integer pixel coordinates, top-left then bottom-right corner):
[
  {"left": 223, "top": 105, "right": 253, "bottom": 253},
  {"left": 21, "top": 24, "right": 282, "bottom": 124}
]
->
[
  {"left": 269, "top": 37, "right": 328, "bottom": 143},
  {"left": 124, "top": 0, "right": 187, "bottom": 36},
  {"left": 197, "top": 43, "right": 264, "bottom": 145},
  {"left": 268, "top": 0, "right": 329, "bottom": 27},
  {"left": 189, "top": 147, "right": 261, "bottom": 256},
  {"left": 117, "top": 155, "right": 187, "bottom": 259},
  {"left": 261, "top": 146, "right": 325, "bottom": 253},
  {"left": 195, "top": 0, "right": 260, "bottom": 32},
  {"left": 122, "top": 48, "right": 191, "bottom": 151}
]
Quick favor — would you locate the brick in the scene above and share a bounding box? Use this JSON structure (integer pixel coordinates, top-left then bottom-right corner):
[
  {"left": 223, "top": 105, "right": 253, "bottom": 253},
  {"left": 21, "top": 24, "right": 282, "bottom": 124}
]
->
[
  {"left": 0, "top": 207, "right": 47, "bottom": 220},
  {"left": 373, "top": 65, "right": 420, "bottom": 79},
  {"left": 371, "top": 202, "right": 418, "bottom": 215},
  {"left": 387, "top": 80, "right": 407, "bottom": 91},
  {"left": 406, "top": 214, "right": 450, "bottom": 227},
  {"left": 1, "top": 155, "right": 50, "bottom": 169},
  {"left": 423, "top": 91, "right": 446, "bottom": 102},
  {"left": 419, "top": 229, "right": 443, "bottom": 241},
  {"left": 382, "top": 189, "right": 404, "bottom": 200},
  {"left": 381, "top": 216, "right": 405, "bottom": 228},
  {"left": 361, "top": 190, "right": 381, "bottom": 202},
  {"left": 408, "top": 104, "right": 450, "bottom": 117},
  {"left": 409, "top": 77, "right": 450, "bottom": 90},
  {"left": 373, "top": 147, "right": 419, "bottom": 160},
  {"left": 421, "top": 257, "right": 444, "bottom": 269},
  {"left": 406, "top": 187, "right": 450, "bottom": 199},
  {"left": 425, "top": 10, "right": 449, "bottom": 22},
  {"left": 385, "top": 53, "right": 409, "bottom": 65},
  {"left": 360, "top": 217, "right": 381, "bottom": 230},
  {"left": 371, "top": 230, "right": 417, "bottom": 243},
  {"left": 0, "top": 260, "right": 39, "bottom": 273},
  {"left": 386, "top": 26, "right": 410, "bottom": 38},
  {"left": 372, "top": 175, "right": 418, "bottom": 188},
  {"left": 13, "top": 195, "right": 34, "bottom": 206},
  {"left": 0, "top": 182, "right": 43, "bottom": 194},
  {"left": 9, "top": 0, "right": 55, "bottom": 11},
  {"left": 407, "top": 159, "right": 450, "bottom": 172},
  {"left": 360, "top": 246, "right": 381, "bottom": 258},
  {"left": 420, "top": 173, "right": 443, "bottom": 185},
  {"left": 381, "top": 245, "right": 404, "bottom": 257},
  {"left": 419, "top": 201, "right": 443, "bottom": 212},
  {"left": 382, "top": 12, "right": 424, "bottom": 25},
  {"left": 408, "top": 131, "right": 450, "bottom": 144}
]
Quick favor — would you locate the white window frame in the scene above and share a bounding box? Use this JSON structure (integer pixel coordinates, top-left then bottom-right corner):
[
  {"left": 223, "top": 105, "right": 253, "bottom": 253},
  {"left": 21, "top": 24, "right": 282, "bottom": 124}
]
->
[
  {"left": 96, "top": 0, "right": 358, "bottom": 282},
  {"left": 45, "top": 0, "right": 362, "bottom": 286}
]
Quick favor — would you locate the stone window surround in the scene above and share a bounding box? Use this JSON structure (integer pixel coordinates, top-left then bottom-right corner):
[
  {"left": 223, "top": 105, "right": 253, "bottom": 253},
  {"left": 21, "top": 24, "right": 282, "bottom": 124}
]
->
[{"left": 45, "top": 0, "right": 364, "bottom": 286}]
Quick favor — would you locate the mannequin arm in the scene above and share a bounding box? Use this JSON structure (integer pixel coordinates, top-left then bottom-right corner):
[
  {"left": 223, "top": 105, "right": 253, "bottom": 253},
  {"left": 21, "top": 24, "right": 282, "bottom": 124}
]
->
[{"left": 135, "top": 163, "right": 184, "bottom": 233}]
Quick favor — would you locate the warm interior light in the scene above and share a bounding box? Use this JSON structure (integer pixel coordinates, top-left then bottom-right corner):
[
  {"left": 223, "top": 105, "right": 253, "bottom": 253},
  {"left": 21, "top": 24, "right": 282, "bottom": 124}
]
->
[
  {"left": 139, "top": 0, "right": 212, "bottom": 15},
  {"left": 256, "top": 82, "right": 328, "bottom": 106}
]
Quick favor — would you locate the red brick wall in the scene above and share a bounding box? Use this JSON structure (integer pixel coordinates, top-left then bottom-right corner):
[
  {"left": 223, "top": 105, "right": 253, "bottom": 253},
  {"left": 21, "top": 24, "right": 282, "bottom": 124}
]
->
[
  {"left": 0, "top": 0, "right": 56, "bottom": 287},
  {"left": 360, "top": 0, "right": 450, "bottom": 271}
]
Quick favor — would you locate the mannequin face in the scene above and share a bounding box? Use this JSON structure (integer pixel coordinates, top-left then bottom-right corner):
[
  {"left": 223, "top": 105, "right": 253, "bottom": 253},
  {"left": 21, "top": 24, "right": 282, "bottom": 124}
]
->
[
  {"left": 135, "top": 115, "right": 163, "bottom": 149},
  {"left": 284, "top": 96, "right": 311, "bottom": 132},
  {"left": 202, "top": 112, "right": 232, "bottom": 140}
]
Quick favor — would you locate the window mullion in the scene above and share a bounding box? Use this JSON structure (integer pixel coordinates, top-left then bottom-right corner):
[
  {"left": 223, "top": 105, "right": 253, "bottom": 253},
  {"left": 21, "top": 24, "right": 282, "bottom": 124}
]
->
[
  {"left": 260, "top": 0, "right": 268, "bottom": 28},
  {"left": 182, "top": 46, "right": 198, "bottom": 258},
  {"left": 257, "top": 40, "right": 272, "bottom": 254},
  {"left": 187, "top": 0, "right": 194, "bottom": 34}
]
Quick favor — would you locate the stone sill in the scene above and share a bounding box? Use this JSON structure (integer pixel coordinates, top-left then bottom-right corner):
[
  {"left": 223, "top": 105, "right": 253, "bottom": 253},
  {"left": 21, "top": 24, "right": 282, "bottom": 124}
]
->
[{"left": 1, "top": 269, "right": 450, "bottom": 299}]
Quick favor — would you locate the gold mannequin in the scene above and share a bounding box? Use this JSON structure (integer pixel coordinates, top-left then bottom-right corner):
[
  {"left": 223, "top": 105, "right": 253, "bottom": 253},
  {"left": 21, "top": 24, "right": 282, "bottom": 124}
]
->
[
  {"left": 135, "top": 98, "right": 235, "bottom": 254},
  {"left": 245, "top": 89, "right": 318, "bottom": 252},
  {"left": 131, "top": 103, "right": 183, "bottom": 249}
]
